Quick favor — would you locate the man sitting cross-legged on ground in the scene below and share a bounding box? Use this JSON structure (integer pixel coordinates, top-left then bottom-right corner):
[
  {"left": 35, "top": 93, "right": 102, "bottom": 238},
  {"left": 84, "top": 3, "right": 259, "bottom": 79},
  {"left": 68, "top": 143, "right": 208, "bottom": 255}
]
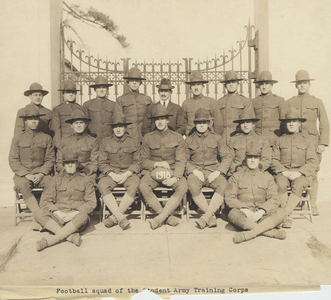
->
[
  {"left": 185, "top": 108, "right": 232, "bottom": 229},
  {"left": 139, "top": 105, "right": 188, "bottom": 230},
  {"left": 225, "top": 142, "right": 286, "bottom": 244},
  {"left": 98, "top": 112, "right": 141, "bottom": 230}
]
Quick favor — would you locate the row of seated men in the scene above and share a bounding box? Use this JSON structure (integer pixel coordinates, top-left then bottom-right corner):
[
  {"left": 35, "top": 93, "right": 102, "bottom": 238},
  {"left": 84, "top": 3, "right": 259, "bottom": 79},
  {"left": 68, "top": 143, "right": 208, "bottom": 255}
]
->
[{"left": 10, "top": 99, "right": 319, "bottom": 252}]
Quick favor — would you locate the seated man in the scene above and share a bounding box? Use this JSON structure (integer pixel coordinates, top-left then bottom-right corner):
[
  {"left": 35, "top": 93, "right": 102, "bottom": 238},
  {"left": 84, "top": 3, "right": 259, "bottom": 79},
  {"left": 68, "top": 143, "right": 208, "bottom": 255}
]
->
[
  {"left": 98, "top": 113, "right": 141, "bottom": 230},
  {"left": 37, "top": 154, "right": 97, "bottom": 251},
  {"left": 139, "top": 105, "right": 188, "bottom": 230},
  {"left": 9, "top": 105, "right": 54, "bottom": 225},
  {"left": 225, "top": 143, "right": 286, "bottom": 244},
  {"left": 228, "top": 111, "right": 271, "bottom": 176},
  {"left": 270, "top": 108, "right": 318, "bottom": 228},
  {"left": 186, "top": 108, "right": 232, "bottom": 229},
  {"left": 56, "top": 109, "right": 99, "bottom": 184}
]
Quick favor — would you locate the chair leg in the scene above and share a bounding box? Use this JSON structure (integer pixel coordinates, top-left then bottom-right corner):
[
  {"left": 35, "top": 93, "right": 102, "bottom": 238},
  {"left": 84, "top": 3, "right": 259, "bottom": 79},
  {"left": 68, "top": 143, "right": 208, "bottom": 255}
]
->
[{"left": 140, "top": 202, "right": 145, "bottom": 223}]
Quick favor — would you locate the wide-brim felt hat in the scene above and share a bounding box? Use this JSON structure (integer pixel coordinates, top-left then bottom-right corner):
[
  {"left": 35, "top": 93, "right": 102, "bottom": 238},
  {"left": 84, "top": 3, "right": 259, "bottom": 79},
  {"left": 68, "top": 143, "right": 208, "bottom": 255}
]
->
[
  {"left": 253, "top": 70, "right": 278, "bottom": 84},
  {"left": 148, "top": 104, "right": 174, "bottom": 119},
  {"left": 24, "top": 82, "right": 49, "bottom": 97},
  {"left": 19, "top": 105, "right": 45, "bottom": 118},
  {"left": 233, "top": 111, "right": 259, "bottom": 123},
  {"left": 185, "top": 71, "right": 209, "bottom": 84},
  {"left": 65, "top": 109, "right": 91, "bottom": 123},
  {"left": 123, "top": 67, "right": 146, "bottom": 80},
  {"left": 89, "top": 75, "right": 114, "bottom": 88},
  {"left": 221, "top": 70, "right": 244, "bottom": 83},
  {"left": 290, "top": 70, "right": 315, "bottom": 83},
  {"left": 62, "top": 153, "right": 79, "bottom": 163},
  {"left": 246, "top": 142, "right": 262, "bottom": 157},
  {"left": 279, "top": 107, "right": 306, "bottom": 122},
  {"left": 156, "top": 78, "right": 174, "bottom": 89},
  {"left": 58, "top": 80, "right": 81, "bottom": 92},
  {"left": 193, "top": 108, "right": 213, "bottom": 122},
  {"left": 110, "top": 112, "right": 132, "bottom": 126}
]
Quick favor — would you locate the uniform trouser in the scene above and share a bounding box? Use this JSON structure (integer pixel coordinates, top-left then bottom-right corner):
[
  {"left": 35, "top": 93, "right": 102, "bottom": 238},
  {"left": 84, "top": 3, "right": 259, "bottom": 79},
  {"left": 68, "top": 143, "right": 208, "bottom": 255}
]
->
[
  {"left": 98, "top": 174, "right": 140, "bottom": 198},
  {"left": 187, "top": 172, "right": 228, "bottom": 197},
  {"left": 275, "top": 173, "right": 311, "bottom": 196},
  {"left": 45, "top": 210, "right": 90, "bottom": 232}
]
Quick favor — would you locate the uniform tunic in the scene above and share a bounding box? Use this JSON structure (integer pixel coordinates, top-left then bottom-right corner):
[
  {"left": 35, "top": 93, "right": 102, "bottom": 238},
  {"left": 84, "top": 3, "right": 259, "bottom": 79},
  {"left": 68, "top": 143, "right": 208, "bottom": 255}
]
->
[
  {"left": 228, "top": 130, "right": 271, "bottom": 176},
  {"left": 142, "top": 101, "right": 185, "bottom": 136},
  {"left": 217, "top": 92, "right": 254, "bottom": 144},
  {"left": 14, "top": 103, "right": 52, "bottom": 137},
  {"left": 83, "top": 97, "right": 116, "bottom": 143},
  {"left": 116, "top": 90, "right": 152, "bottom": 141},
  {"left": 182, "top": 94, "right": 223, "bottom": 136},
  {"left": 51, "top": 102, "right": 87, "bottom": 148},
  {"left": 252, "top": 92, "right": 285, "bottom": 146}
]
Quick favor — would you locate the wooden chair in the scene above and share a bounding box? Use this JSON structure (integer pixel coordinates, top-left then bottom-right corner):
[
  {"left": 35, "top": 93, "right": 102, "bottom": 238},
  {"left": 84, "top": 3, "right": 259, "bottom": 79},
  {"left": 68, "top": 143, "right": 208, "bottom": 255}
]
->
[{"left": 291, "top": 187, "right": 313, "bottom": 223}]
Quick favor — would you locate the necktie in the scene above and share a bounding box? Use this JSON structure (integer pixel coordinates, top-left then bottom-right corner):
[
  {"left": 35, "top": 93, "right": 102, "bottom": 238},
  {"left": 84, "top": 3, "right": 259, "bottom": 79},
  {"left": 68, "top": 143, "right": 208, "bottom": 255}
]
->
[{"left": 163, "top": 101, "right": 166, "bottom": 107}]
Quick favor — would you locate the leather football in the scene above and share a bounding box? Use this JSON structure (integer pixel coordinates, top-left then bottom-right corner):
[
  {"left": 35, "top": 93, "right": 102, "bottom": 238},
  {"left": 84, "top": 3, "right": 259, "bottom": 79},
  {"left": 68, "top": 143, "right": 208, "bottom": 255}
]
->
[{"left": 151, "top": 167, "right": 174, "bottom": 182}]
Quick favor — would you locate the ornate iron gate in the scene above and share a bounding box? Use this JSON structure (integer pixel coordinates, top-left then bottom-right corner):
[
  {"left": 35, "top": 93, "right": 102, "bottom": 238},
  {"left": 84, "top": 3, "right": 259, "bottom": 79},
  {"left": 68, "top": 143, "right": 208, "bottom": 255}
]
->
[{"left": 61, "top": 20, "right": 258, "bottom": 106}]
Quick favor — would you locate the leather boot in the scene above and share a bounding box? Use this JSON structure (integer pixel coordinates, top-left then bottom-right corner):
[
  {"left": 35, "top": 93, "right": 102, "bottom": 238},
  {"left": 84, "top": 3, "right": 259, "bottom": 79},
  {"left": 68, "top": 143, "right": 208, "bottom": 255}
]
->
[
  {"left": 103, "top": 193, "right": 125, "bottom": 224},
  {"left": 44, "top": 218, "right": 80, "bottom": 246},
  {"left": 310, "top": 178, "right": 319, "bottom": 216}
]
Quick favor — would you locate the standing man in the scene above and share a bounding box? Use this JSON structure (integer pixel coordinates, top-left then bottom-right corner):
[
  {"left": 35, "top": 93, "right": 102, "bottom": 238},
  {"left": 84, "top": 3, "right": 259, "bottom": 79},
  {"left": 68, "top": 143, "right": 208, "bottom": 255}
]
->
[
  {"left": 139, "top": 105, "right": 188, "bottom": 230},
  {"left": 182, "top": 71, "right": 222, "bottom": 136},
  {"left": 142, "top": 78, "right": 185, "bottom": 136},
  {"left": 252, "top": 71, "right": 285, "bottom": 146},
  {"left": 51, "top": 79, "right": 87, "bottom": 148},
  {"left": 218, "top": 70, "right": 254, "bottom": 144},
  {"left": 186, "top": 108, "right": 232, "bottom": 229},
  {"left": 116, "top": 67, "right": 152, "bottom": 142},
  {"left": 98, "top": 113, "right": 141, "bottom": 230},
  {"left": 285, "top": 70, "right": 329, "bottom": 215},
  {"left": 83, "top": 75, "right": 116, "bottom": 144},
  {"left": 14, "top": 82, "right": 52, "bottom": 137},
  {"left": 9, "top": 105, "right": 55, "bottom": 226}
]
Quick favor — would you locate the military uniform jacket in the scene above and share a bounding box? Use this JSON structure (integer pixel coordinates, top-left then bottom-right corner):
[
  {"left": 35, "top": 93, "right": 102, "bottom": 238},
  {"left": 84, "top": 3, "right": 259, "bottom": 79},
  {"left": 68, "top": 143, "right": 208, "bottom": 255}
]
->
[
  {"left": 252, "top": 92, "right": 285, "bottom": 146},
  {"left": 228, "top": 130, "right": 271, "bottom": 176},
  {"left": 141, "top": 129, "right": 186, "bottom": 178},
  {"left": 51, "top": 102, "right": 87, "bottom": 148},
  {"left": 14, "top": 103, "right": 52, "bottom": 137},
  {"left": 9, "top": 127, "right": 55, "bottom": 177},
  {"left": 116, "top": 90, "right": 152, "bottom": 141},
  {"left": 270, "top": 132, "right": 318, "bottom": 176},
  {"left": 285, "top": 93, "right": 330, "bottom": 146},
  {"left": 142, "top": 101, "right": 185, "bottom": 136},
  {"left": 185, "top": 129, "right": 232, "bottom": 175},
  {"left": 225, "top": 168, "right": 279, "bottom": 213},
  {"left": 56, "top": 132, "right": 99, "bottom": 177},
  {"left": 40, "top": 172, "right": 96, "bottom": 214},
  {"left": 182, "top": 94, "right": 223, "bottom": 136},
  {"left": 217, "top": 92, "right": 254, "bottom": 144},
  {"left": 83, "top": 97, "right": 116, "bottom": 143},
  {"left": 99, "top": 132, "right": 141, "bottom": 176}
]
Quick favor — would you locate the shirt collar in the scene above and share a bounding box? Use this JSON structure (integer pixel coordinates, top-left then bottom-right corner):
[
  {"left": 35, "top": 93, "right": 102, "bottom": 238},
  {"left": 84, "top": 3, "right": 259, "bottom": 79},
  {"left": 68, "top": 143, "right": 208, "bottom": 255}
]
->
[{"left": 114, "top": 132, "right": 128, "bottom": 142}]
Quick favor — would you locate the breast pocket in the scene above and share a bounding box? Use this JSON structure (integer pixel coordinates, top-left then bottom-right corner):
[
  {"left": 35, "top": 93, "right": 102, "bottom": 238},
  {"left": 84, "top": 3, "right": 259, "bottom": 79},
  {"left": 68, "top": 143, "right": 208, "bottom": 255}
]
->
[
  {"left": 59, "top": 112, "right": 71, "bottom": 125},
  {"left": 80, "top": 147, "right": 92, "bottom": 162}
]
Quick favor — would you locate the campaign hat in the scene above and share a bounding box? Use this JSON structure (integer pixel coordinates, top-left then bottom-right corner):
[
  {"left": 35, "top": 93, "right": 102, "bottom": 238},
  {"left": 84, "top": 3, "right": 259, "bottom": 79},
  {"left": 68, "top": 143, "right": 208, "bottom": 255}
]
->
[
  {"left": 290, "top": 70, "right": 315, "bottom": 83},
  {"left": 193, "top": 108, "right": 213, "bottom": 122},
  {"left": 65, "top": 109, "right": 91, "bottom": 123},
  {"left": 19, "top": 105, "right": 45, "bottom": 118},
  {"left": 110, "top": 112, "right": 132, "bottom": 126},
  {"left": 123, "top": 67, "right": 146, "bottom": 80},
  {"left": 89, "top": 75, "right": 113, "bottom": 88},
  {"left": 233, "top": 111, "right": 259, "bottom": 123},
  {"left": 254, "top": 71, "right": 278, "bottom": 84},
  {"left": 279, "top": 107, "right": 306, "bottom": 122},
  {"left": 148, "top": 104, "right": 173, "bottom": 119},
  {"left": 58, "top": 80, "right": 80, "bottom": 92},
  {"left": 24, "top": 82, "right": 49, "bottom": 97},
  {"left": 220, "top": 70, "right": 244, "bottom": 83},
  {"left": 185, "top": 71, "right": 209, "bottom": 84}
]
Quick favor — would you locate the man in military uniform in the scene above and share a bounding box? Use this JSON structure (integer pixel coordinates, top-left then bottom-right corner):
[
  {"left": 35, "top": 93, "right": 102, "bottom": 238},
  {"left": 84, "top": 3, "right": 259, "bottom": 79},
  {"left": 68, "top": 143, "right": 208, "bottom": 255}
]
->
[
  {"left": 139, "top": 105, "right": 188, "bottom": 230},
  {"left": 186, "top": 108, "right": 232, "bottom": 229},
  {"left": 116, "top": 67, "right": 152, "bottom": 142},
  {"left": 225, "top": 143, "right": 286, "bottom": 244},
  {"left": 51, "top": 80, "right": 87, "bottom": 148},
  {"left": 37, "top": 154, "right": 96, "bottom": 251},
  {"left": 218, "top": 71, "right": 254, "bottom": 144},
  {"left": 284, "top": 70, "right": 329, "bottom": 215},
  {"left": 9, "top": 105, "right": 55, "bottom": 226},
  {"left": 228, "top": 111, "right": 271, "bottom": 177},
  {"left": 252, "top": 71, "right": 285, "bottom": 146},
  {"left": 56, "top": 109, "right": 99, "bottom": 184},
  {"left": 14, "top": 82, "right": 52, "bottom": 137},
  {"left": 182, "top": 71, "right": 222, "bottom": 136},
  {"left": 83, "top": 76, "right": 116, "bottom": 144},
  {"left": 98, "top": 113, "right": 141, "bottom": 230},
  {"left": 142, "top": 78, "right": 185, "bottom": 136},
  {"left": 271, "top": 108, "right": 318, "bottom": 228}
]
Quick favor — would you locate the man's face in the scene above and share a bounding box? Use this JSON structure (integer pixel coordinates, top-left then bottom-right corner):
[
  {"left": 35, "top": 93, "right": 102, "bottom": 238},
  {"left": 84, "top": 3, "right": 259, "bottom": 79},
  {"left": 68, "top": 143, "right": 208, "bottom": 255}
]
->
[
  {"left": 64, "top": 162, "right": 77, "bottom": 174},
  {"left": 113, "top": 125, "right": 126, "bottom": 138},
  {"left": 296, "top": 81, "right": 310, "bottom": 95},
  {"left": 240, "top": 121, "right": 254, "bottom": 134},
  {"left": 128, "top": 79, "right": 141, "bottom": 91},
  {"left": 286, "top": 120, "right": 301, "bottom": 133},
  {"left": 195, "top": 120, "right": 209, "bottom": 134},
  {"left": 155, "top": 117, "right": 169, "bottom": 132},
  {"left": 63, "top": 91, "right": 77, "bottom": 102},
  {"left": 190, "top": 83, "right": 204, "bottom": 96},
  {"left": 225, "top": 81, "right": 238, "bottom": 93},
  {"left": 29, "top": 92, "right": 44, "bottom": 105},
  {"left": 25, "top": 117, "right": 39, "bottom": 130},
  {"left": 246, "top": 156, "right": 260, "bottom": 170},
  {"left": 95, "top": 86, "right": 108, "bottom": 98},
  {"left": 158, "top": 89, "right": 172, "bottom": 102},
  {"left": 259, "top": 82, "right": 273, "bottom": 95},
  {"left": 71, "top": 120, "right": 87, "bottom": 134}
]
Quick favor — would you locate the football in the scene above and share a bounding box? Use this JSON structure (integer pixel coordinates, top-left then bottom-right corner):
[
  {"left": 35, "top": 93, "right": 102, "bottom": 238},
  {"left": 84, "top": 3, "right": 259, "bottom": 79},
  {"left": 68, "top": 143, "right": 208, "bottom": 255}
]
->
[{"left": 151, "top": 167, "right": 174, "bottom": 183}]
